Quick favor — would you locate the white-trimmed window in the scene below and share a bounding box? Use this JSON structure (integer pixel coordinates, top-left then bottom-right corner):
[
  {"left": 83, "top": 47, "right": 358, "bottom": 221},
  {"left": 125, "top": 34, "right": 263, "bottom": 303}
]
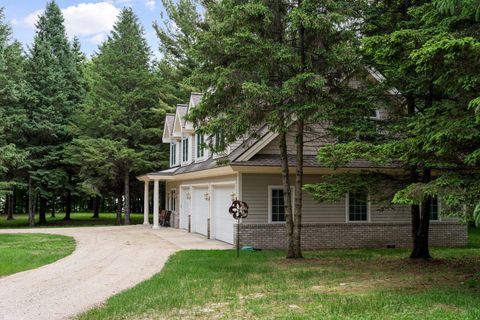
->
[
  {"left": 347, "top": 192, "right": 369, "bottom": 222},
  {"left": 268, "top": 186, "right": 294, "bottom": 223},
  {"left": 170, "top": 142, "right": 177, "bottom": 167},
  {"left": 196, "top": 134, "right": 206, "bottom": 160},
  {"left": 425, "top": 197, "right": 440, "bottom": 221},
  {"left": 370, "top": 109, "right": 380, "bottom": 119},
  {"left": 181, "top": 137, "right": 190, "bottom": 163},
  {"left": 169, "top": 189, "right": 177, "bottom": 212}
]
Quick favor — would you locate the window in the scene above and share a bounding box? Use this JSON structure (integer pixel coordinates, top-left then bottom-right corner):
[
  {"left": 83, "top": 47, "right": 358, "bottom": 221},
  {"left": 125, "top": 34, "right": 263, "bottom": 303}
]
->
[
  {"left": 269, "top": 187, "right": 294, "bottom": 223},
  {"left": 169, "top": 189, "right": 176, "bottom": 211},
  {"left": 370, "top": 109, "right": 380, "bottom": 119},
  {"left": 170, "top": 142, "right": 177, "bottom": 167},
  {"left": 429, "top": 197, "right": 439, "bottom": 221},
  {"left": 182, "top": 137, "right": 189, "bottom": 163},
  {"left": 214, "top": 132, "right": 226, "bottom": 151},
  {"left": 196, "top": 134, "right": 205, "bottom": 159},
  {"left": 347, "top": 192, "right": 369, "bottom": 222},
  {"left": 271, "top": 188, "right": 286, "bottom": 222}
]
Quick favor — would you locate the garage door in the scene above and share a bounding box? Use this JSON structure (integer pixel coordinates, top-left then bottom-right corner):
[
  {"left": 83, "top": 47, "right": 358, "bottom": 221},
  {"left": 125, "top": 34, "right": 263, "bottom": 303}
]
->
[
  {"left": 192, "top": 186, "right": 209, "bottom": 236},
  {"left": 179, "top": 187, "right": 190, "bottom": 230},
  {"left": 213, "top": 184, "right": 235, "bottom": 244}
]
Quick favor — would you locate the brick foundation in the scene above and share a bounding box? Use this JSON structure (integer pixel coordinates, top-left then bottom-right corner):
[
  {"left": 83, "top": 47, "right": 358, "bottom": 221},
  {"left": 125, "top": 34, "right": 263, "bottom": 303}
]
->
[{"left": 235, "top": 222, "right": 468, "bottom": 249}]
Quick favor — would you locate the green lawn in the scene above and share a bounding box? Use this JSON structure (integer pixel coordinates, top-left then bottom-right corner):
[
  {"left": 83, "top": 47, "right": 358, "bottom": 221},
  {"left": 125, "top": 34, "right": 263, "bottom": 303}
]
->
[
  {"left": 80, "top": 227, "right": 480, "bottom": 320},
  {"left": 0, "top": 233, "right": 76, "bottom": 277},
  {"left": 0, "top": 212, "right": 146, "bottom": 228}
]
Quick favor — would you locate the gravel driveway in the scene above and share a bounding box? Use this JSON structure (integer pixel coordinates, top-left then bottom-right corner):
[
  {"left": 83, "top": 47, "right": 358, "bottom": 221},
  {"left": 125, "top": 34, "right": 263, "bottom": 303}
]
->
[{"left": 0, "top": 225, "right": 231, "bottom": 320}]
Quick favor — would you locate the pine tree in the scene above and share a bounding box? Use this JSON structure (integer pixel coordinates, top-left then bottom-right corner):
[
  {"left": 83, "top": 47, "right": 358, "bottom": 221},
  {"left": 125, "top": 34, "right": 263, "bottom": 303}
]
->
[
  {"left": 190, "top": 0, "right": 365, "bottom": 258},
  {"left": 77, "top": 8, "right": 162, "bottom": 225},
  {"left": 23, "top": 1, "right": 81, "bottom": 225},
  {"left": 306, "top": 0, "right": 480, "bottom": 259},
  {"left": 0, "top": 8, "right": 27, "bottom": 213}
]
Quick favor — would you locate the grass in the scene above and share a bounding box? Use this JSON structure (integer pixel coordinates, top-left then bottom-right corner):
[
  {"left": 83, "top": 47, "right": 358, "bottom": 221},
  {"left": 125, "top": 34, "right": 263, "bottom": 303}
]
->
[
  {"left": 0, "top": 212, "right": 146, "bottom": 228},
  {"left": 80, "top": 227, "right": 480, "bottom": 320},
  {"left": 0, "top": 233, "right": 76, "bottom": 277}
]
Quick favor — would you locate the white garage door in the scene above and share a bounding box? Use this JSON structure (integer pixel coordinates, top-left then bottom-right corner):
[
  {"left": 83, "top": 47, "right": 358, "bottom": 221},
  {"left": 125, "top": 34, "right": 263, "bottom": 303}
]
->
[
  {"left": 213, "top": 184, "right": 235, "bottom": 244},
  {"left": 179, "top": 187, "right": 190, "bottom": 230},
  {"left": 192, "top": 186, "right": 209, "bottom": 236}
]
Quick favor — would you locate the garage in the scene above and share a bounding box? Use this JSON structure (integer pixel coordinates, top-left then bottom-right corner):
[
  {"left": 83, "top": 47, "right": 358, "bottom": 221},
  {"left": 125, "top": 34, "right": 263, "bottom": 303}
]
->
[
  {"left": 179, "top": 186, "right": 190, "bottom": 230},
  {"left": 192, "top": 186, "right": 209, "bottom": 236},
  {"left": 212, "top": 184, "right": 235, "bottom": 244}
]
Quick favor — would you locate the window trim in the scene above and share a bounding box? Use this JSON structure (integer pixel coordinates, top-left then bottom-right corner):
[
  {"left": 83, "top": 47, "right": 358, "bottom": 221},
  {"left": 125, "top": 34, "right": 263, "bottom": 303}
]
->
[
  {"left": 421, "top": 197, "right": 442, "bottom": 222},
  {"left": 169, "top": 188, "right": 177, "bottom": 212},
  {"left": 345, "top": 192, "right": 371, "bottom": 223},
  {"left": 181, "top": 136, "right": 191, "bottom": 164},
  {"left": 370, "top": 109, "right": 380, "bottom": 120},
  {"left": 195, "top": 133, "right": 207, "bottom": 162},
  {"left": 170, "top": 141, "right": 178, "bottom": 167},
  {"left": 268, "top": 185, "right": 295, "bottom": 224}
]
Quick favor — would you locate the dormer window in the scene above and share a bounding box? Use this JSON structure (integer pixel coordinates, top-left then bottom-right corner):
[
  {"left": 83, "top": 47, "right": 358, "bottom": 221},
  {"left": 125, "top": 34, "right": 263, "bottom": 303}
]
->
[
  {"left": 170, "top": 142, "right": 177, "bottom": 167},
  {"left": 182, "top": 137, "right": 190, "bottom": 163},
  {"left": 196, "top": 134, "right": 205, "bottom": 159}
]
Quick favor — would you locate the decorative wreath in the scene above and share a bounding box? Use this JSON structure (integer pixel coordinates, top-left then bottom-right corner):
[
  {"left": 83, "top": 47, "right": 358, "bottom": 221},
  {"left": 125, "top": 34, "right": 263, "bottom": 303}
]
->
[{"left": 229, "top": 200, "right": 249, "bottom": 219}]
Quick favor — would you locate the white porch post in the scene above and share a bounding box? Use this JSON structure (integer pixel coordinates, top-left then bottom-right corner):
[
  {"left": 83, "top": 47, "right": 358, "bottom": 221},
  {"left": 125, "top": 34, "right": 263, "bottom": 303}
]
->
[
  {"left": 153, "top": 179, "right": 160, "bottom": 229},
  {"left": 143, "top": 180, "right": 150, "bottom": 225}
]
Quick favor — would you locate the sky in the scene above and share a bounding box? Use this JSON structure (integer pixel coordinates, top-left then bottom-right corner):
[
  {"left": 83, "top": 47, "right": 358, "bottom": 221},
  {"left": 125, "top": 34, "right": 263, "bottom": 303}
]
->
[{"left": 1, "top": 0, "right": 168, "bottom": 58}]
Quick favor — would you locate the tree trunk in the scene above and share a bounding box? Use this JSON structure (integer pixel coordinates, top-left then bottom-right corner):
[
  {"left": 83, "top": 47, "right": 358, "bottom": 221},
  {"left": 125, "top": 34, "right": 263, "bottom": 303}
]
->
[
  {"left": 411, "top": 168, "right": 432, "bottom": 259},
  {"left": 92, "top": 195, "right": 100, "bottom": 218},
  {"left": 64, "top": 173, "right": 73, "bottom": 221},
  {"left": 279, "top": 129, "right": 295, "bottom": 257},
  {"left": 28, "top": 177, "right": 35, "bottom": 227},
  {"left": 124, "top": 170, "right": 130, "bottom": 225},
  {"left": 7, "top": 191, "right": 15, "bottom": 220},
  {"left": 292, "top": 120, "right": 304, "bottom": 258},
  {"left": 116, "top": 193, "right": 123, "bottom": 225},
  {"left": 51, "top": 196, "right": 55, "bottom": 218},
  {"left": 39, "top": 197, "right": 47, "bottom": 224}
]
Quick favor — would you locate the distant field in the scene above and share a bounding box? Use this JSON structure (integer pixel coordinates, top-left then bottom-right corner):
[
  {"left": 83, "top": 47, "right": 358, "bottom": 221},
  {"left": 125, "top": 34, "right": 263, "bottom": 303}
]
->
[
  {"left": 0, "top": 212, "right": 147, "bottom": 228},
  {"left": 0, "top": 233, "right": 75, "bottom": 277}
]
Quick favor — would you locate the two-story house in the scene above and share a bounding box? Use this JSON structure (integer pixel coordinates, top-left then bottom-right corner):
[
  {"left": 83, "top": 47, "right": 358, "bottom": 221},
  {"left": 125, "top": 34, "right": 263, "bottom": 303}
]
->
[{"left": 137, "top": 90, "right": 467, "bottom": 249}]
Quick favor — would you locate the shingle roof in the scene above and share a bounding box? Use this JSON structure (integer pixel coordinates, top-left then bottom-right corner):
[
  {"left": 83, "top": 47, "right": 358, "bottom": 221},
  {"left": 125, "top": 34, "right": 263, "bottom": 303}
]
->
[
  {"left": 165, "top": 113, "right": 175, "bottom": 135},
  {"left": 176, "top": 104, "right": 188, "bottom": 127},
  {"left": 231, "top": 154, "right": 403, "bottom": 169},
  {"left": 190, "top": 93, "right": 203, "bottom": 107}
]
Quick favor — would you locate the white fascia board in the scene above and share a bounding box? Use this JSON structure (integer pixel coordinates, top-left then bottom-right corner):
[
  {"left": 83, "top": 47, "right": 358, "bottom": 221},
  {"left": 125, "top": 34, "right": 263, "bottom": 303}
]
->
[{"left": 235, "top": 131, "right": 278, "bottom": 162}]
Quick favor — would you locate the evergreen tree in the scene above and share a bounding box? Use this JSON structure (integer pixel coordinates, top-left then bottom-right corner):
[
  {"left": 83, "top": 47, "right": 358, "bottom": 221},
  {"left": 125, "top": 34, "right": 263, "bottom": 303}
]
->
[
  {"left": 153, "top": 0, "right": 201, "bottom": 109},
  {"left": 23, "top": 1, "right": 82, "bottom": 225},
  {"left": 77, "top": 8, "right": 162, "bottom": 224},
  {"left": 0, "top": 8, "right": 28, "bottom": 215},
  {"left": 306, "top": 0, "right": 480, "bottom": 259},
  {"left": 190, "top": 0, "right": 365, "bottom": 258}
]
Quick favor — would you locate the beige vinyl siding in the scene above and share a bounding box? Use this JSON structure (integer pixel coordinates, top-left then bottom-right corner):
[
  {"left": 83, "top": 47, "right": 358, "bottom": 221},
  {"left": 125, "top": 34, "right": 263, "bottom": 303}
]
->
[{"left": 241, "top": 173, "right": 412, "bottom": 224}]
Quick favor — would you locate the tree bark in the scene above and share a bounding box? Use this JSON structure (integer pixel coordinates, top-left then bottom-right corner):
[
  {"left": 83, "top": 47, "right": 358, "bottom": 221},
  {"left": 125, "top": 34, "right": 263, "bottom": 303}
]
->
[
  {"left": 92, "top": 195, "right": 100, "bottom": 218},
  {"left": 51, "top": 196, "right": 55, "bottom": 218},
  {"left": 28, "top": 177, "right": 35, "bottom": 227},
  {"left": 64, "top": 174, "right": 72, "bottom": 221},
  {"left": 293, "top": 119, "right": 304, "bottom": 258},
  {"left": 124, "top": 169, "right": 130, "bottom": 225},
  {"left": 279, "top": 129, "right": 295, "bottom": 257},
  {"left": 411, "top": 168, "right": 432, "bottom": 259},
  {"left": 64, "top": 190, "right": 72, "bottom": 221},
  {"left": 7, "top": 191, "right": 15, "bottom": 220},
  {"left": 39, "top": 196, "right": 47, "bottom": 224},
  {"left": 116, "top": 193, "right": 123, "bottom": 225}
]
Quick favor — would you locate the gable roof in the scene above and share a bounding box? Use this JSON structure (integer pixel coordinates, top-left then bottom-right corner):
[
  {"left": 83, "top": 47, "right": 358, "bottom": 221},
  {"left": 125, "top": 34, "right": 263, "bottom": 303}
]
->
[{"left": 162, "top": 113, "right": 176, "bottom": 142}]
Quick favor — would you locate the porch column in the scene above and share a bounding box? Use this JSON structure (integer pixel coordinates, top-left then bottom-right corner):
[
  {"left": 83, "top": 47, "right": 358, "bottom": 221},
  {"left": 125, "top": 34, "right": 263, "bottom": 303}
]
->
[
  {"left": 143, "top": 180, "right": 150, "bottom": 225},
  {"left": 153, "top": 179, "right": 160, "bottom": 229}
]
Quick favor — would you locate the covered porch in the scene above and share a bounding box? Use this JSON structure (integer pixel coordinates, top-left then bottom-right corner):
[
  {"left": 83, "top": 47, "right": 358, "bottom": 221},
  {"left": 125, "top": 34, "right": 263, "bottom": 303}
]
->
[{"left": 136, "top": 168, "right": 177, "bottom": 229}]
